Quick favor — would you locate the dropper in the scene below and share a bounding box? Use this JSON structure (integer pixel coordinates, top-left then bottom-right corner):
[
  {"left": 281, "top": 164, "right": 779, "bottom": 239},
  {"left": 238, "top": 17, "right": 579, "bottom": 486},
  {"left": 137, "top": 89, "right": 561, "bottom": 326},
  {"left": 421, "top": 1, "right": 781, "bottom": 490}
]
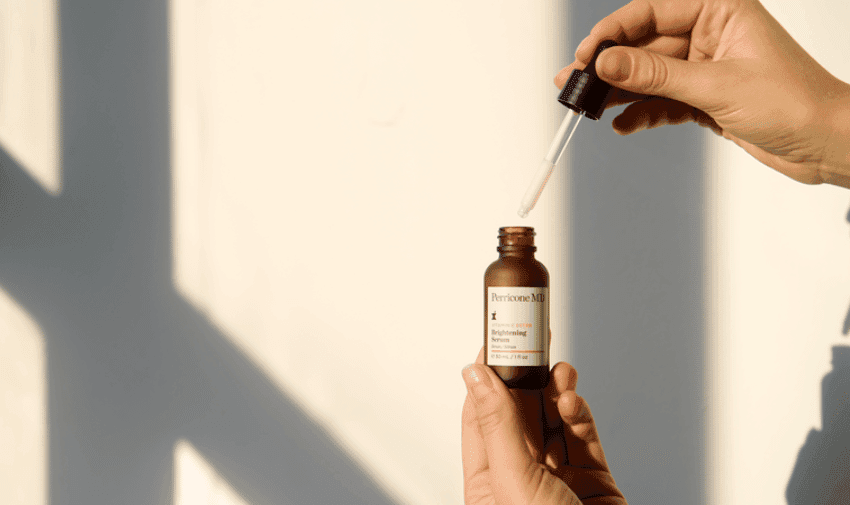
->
[{"left": 518, "top": 40, "right": 619, "bottom": 218}]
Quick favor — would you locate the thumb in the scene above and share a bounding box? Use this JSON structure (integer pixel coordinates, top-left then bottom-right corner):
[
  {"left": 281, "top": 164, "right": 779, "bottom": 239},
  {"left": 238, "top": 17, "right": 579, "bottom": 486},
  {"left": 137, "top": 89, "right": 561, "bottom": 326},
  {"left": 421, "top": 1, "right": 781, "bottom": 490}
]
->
[
  {"left": 595, "top": 46, "right": 721, "bottom": 113},
  {"left": 461, "top": 364, "right": 535, "bottom": 480}
]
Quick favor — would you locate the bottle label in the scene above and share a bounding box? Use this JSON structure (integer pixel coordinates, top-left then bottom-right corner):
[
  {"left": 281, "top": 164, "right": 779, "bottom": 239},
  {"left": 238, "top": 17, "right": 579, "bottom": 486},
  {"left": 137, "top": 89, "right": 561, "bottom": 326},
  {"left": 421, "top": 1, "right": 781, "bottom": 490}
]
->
[{"left": 486, "top": 287, "right": 549, "bottom": 366}]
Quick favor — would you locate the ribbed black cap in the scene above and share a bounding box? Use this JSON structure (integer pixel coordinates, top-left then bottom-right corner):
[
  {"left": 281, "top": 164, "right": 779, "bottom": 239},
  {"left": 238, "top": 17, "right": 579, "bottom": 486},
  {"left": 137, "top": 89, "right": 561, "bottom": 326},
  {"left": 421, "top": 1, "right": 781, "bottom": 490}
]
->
[{"left": 558, "top": 40, "right": 618, "bottom": 120}]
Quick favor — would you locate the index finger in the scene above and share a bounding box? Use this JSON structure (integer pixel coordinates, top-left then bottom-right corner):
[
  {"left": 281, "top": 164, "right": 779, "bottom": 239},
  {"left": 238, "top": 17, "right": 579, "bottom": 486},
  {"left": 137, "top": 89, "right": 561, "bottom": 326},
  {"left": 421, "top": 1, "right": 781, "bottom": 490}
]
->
[
  {"left": 575, "top": 0, "right": 705, "bottom": 62},
  {"left": 558, "top": 393, "right": 610, "bottom": 471}
]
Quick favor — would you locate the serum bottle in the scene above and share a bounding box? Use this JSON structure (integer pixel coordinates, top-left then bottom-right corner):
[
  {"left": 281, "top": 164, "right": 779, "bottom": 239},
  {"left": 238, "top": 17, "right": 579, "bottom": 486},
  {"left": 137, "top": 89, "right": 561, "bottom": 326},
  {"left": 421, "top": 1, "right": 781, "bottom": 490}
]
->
[{"left": 484, "top": 227, "right": 550, "bottom": 389}]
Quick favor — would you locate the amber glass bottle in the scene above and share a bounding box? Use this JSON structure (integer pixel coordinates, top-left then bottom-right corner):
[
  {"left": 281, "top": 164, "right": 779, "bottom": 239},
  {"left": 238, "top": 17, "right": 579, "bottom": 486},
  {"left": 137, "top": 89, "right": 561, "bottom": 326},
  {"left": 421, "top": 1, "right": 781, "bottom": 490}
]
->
[{"left": 484, "top": 227, "right": 550, "bottom": 389}]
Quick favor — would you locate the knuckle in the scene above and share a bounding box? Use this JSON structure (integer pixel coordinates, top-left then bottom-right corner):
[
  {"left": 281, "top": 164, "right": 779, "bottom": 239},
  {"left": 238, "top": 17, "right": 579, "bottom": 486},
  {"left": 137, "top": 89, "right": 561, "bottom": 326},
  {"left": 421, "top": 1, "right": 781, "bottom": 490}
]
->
[
  {"left": 526, "top": 463, "right": 577, "bottom": 504},
  {"left": 639, "top": 52, "right": 670, "bottom": 94},
  {"left": 461, "top": 397, "right": 478, "bottom": 427},
  {"left": 568, "top": 420, "right": 597, "bottom": 440},
  {"left": 524, "top": 463, "right": 550, "bottom": 502},
  {"left": 474, "top": 393, "right": 512, "bottom": 434}
]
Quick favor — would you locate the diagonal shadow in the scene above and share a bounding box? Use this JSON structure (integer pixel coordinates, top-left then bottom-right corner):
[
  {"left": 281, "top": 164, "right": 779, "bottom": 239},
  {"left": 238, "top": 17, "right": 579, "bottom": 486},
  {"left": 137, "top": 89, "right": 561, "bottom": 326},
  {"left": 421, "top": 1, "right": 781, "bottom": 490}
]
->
[{"left": 0, "top": 0, "right": 399, "bottom": 504}]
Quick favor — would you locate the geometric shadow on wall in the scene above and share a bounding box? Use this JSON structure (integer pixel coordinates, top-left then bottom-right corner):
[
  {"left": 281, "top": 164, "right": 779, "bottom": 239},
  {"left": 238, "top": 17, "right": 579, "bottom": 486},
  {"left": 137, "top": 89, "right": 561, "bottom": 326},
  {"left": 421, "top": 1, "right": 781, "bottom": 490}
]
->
[
  {"left": 0, "top": 1, "right": 398, "bottom": 503},
  {"left": 786, "top": 346, "right": 850, "bottom": 505}
]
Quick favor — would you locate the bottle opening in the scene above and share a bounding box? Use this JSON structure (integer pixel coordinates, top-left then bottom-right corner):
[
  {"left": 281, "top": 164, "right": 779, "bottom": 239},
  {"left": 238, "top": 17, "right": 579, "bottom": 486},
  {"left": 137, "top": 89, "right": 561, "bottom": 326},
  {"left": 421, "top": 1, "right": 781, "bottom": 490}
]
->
[{"left": 498, "top": 226, "right": 536, "bottom": 251}]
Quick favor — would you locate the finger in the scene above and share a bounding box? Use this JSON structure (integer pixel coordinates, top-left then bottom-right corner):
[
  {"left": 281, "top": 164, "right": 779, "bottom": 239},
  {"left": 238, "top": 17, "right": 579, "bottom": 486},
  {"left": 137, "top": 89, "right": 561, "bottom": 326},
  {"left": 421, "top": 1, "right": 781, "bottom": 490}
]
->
[
  {"left": 461, "top": 389, "right": 488, "bottom": 479},
  {"left": 595, "top": 46, "right": 726, "bottom": 114},
  {"left": 576, "top": 0, "right": 657, "bottom": 61},
  {"left": 558, "top": 392, "right": 610, "bottom": 471},
  {"left": 556, "top": 36, "right": 691, "bottom": 122},
  {"left": 460, "top": 346, "right": 487, "bottom": 482},
  {"left": 510, "top": 387, "right": 545, "bottom": 462},
  {"left": 557, "top": 34, "right": 689, "bottom": 89},
  {"left": 611, "top": 97, "right": 722, "bottom": 135},
  {"left": 575, "top": 0, "right": 704, "bottom": 62},
  {"left": 482, "top": 344, "right": 544, "bottom": 462},
  {"left": 461, "top": 347, "right": 490, "bottom": 482},
  {"left": 507, "top": 328, "right": 552, "bottom": 460},
  {"left": 462, "top": 364, "right": 538, "bottom": 493},
  {"left": 543, "top": 362, "right": 578, "bottom": 431},
  {"left": 554, "top": 56, "right": 646, "bottom": 103},
  {"left": 507, "top": 329, "right": 556, "bottom": 461},
  {"left": 540, "top": 362, "right": 577, "bottom": 469},
  {"left": 509, "top": 327, "right": 556, "bottom": 460},
  {"left": 539, "top": 330, "right": 565, "bottom": 431},
  {"left": 556, "top": 466, "right": 625, "bottom": 503}
]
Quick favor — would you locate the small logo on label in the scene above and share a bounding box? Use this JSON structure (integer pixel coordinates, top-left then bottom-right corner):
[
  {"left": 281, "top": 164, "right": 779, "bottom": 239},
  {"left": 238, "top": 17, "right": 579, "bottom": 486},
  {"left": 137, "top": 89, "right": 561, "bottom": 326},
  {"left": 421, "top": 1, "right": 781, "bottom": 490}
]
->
[{"left": 491, "top": 311, "right": 497, "bottom": 320}]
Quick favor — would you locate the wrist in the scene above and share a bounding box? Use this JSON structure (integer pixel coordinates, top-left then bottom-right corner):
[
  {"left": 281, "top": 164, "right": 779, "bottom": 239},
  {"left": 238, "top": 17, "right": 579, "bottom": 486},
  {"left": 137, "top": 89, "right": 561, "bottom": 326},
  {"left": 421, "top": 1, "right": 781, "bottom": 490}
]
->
[{"left": 818, "top": 85, "right": 850, "bottom": 188}]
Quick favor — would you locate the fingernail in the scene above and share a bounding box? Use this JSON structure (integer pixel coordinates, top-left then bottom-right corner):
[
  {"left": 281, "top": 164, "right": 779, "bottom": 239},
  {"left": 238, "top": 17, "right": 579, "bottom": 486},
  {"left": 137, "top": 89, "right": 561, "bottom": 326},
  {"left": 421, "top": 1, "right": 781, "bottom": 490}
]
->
[
  {"left": 597, "top": 50, "right": 630, "bottom": 81},
  {"left": 462, "top": 364, "right": 479, "bottom": 383},
  {"left": 575, "top": 36, "right": 592, "bottom": 58},
  {"left": 462, "top": 364, "right": 492, "bottom": 399}
]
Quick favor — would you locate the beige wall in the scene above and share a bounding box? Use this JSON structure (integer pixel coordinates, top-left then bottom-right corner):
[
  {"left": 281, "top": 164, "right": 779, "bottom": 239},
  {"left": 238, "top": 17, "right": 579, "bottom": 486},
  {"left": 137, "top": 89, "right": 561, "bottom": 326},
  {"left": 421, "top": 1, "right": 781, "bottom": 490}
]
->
[
  {"left": 706, "top": 1, "right": 850, "bottom": 503},
  {"left": 2, "top": 0, "right": 849, "bottom": 504},
  {"left": 0, "top": 0, "right": 59, "bottom": 195},
  {"left": 169, "top": 0, "right": 568, "bottom": 503}
]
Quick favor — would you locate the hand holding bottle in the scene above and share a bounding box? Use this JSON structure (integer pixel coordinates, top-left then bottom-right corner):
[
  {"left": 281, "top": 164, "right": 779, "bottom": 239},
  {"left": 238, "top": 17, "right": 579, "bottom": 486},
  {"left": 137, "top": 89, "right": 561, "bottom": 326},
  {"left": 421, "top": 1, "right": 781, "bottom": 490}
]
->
[
  {"left": 557, "top": 0, "right": 850, "bottom": 188},
  {"left": 461, "top": 347, "right": 626, "bottom": 505}
]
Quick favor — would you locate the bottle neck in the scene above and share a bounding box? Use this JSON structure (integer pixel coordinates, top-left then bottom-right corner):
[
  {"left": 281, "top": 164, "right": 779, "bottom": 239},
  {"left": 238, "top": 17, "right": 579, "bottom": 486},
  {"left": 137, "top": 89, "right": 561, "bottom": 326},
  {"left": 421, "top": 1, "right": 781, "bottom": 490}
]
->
[
  {"left": 496, "top": 226, "right": 536, "bottom": 258},
  {"left": 497, "top": 245, "right": 536, "bottom": 259}
]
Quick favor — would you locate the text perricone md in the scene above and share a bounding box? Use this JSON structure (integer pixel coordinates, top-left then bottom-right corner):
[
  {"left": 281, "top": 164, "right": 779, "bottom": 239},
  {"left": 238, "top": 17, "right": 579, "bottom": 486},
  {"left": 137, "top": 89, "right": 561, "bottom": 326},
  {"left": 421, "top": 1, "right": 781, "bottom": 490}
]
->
[{"left": 490, "top": 293, "right": 546, "bottom": 302}]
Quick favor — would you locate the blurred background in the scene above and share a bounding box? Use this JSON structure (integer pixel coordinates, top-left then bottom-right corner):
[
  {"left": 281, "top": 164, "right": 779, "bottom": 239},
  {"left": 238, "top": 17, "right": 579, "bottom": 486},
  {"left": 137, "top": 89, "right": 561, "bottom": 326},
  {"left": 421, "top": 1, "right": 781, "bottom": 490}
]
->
[{"left": 1, "top": 0, "right": 848, "bottom": 503}]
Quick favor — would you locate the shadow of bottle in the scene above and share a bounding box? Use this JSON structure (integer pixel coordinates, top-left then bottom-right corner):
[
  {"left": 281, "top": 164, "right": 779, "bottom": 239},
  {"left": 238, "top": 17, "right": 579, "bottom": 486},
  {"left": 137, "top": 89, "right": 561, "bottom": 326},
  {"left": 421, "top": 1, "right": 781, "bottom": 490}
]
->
[{"left": 786, "top": 346, "right": 850, "bottom": 504}]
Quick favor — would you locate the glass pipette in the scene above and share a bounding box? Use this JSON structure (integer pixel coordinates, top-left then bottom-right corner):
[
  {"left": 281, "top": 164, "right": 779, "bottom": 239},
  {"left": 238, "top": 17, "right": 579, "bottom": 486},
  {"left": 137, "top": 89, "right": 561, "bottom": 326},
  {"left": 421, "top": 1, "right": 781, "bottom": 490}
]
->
[
  {"left": 517, "top": 40, "right": 619, "bottom": 218},
  {"left": 517, "top": 111, "right": 582, "bottom": 218}
]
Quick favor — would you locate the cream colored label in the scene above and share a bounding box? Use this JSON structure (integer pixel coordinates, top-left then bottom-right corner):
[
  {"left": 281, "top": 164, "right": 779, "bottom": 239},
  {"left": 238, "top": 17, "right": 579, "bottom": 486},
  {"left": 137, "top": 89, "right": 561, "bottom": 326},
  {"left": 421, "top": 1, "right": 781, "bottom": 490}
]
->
[{"left": 486, "top": 287, "right": 548, "bottom": 366}]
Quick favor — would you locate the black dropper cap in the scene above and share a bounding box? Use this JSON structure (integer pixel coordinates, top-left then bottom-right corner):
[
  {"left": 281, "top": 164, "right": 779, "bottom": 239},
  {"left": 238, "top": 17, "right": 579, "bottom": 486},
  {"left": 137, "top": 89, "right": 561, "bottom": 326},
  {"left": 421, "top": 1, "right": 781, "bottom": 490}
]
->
[{"left": 558, "top": 40, "right": 618, "bottom": 120}]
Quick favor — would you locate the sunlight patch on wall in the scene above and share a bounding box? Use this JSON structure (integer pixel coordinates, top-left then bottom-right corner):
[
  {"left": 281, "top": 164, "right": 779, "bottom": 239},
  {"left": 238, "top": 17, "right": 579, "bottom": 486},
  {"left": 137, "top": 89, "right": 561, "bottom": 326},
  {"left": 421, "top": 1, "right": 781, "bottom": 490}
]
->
[
  {"left": 704, "top": 125, "right": 850, "bottom": 503},
  {"left": 0, "top": 0, "right": 61, "bottom": 195},
  {"left": 0, "top": 287, "right": 46, "bottom": 505},
  {"left": 169, "top": 0, "right": 206, "bottom": 312},
  {"left": 173, "top": 439, "right": 251, "bottom": 505},
  {"left": 169, "top": 1, "right": 568, "bottom": 503}
]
